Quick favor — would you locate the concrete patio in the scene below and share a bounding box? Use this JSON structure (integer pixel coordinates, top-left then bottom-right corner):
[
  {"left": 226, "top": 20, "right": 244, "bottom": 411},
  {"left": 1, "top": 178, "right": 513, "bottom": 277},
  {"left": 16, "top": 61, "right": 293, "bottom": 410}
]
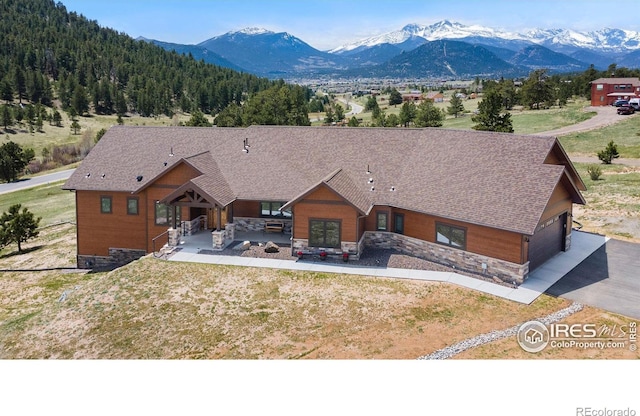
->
[
  {"left": 167, "top": 230, "right": 608, "bottom": 304},
  {"left": 174, "top": 229, "right": 292, "bottom": 254}
]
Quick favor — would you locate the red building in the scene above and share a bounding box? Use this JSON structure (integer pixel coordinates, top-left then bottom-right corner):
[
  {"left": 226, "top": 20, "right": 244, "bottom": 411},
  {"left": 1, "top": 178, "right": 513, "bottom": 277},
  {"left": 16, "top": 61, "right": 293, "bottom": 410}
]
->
[{"left": 590, "top": 77, "right": 640, "bottom": 106}]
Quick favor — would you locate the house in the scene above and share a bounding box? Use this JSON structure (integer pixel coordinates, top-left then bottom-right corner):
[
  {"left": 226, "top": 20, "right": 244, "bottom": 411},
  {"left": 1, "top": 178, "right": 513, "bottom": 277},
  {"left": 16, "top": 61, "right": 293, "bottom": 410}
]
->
[
  {"left": 590, "top": 77, "right": 640, "bottom": 106},
  {"left": 425, "top": 92, "right": 444, "bottom": 102},
  {"left": 402, "top": 93, "right": 423, "bottom": 102},
  {"left": 62, "top": 125, "right": 586, "bottom": 285}
]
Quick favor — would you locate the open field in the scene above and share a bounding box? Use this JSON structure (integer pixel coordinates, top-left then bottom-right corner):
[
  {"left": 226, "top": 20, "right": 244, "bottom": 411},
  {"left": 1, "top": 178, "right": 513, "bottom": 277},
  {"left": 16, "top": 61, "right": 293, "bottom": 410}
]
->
[
  {"left": 559, "top": 112, "right": 640, "bottom": 157},
  {"left": 1, "top": 110, "right": 195, "bottom": 160},
  {"left": 572, "top": 163, "right": 640, "bottom": 241}
]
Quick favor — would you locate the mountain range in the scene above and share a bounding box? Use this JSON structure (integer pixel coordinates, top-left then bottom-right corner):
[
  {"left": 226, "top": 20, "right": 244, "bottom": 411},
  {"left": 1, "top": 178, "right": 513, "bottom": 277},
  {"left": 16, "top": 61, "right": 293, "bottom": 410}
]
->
[{"left": 141, "top": 20, "right": 640, "bottom": 79}]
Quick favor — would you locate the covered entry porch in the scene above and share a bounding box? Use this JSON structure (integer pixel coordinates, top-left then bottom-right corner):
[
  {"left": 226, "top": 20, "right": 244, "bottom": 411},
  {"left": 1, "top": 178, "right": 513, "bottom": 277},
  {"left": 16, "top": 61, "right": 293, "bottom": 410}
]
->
[{"left": 160, "top": 184, "right": 292, "bottom": 253}]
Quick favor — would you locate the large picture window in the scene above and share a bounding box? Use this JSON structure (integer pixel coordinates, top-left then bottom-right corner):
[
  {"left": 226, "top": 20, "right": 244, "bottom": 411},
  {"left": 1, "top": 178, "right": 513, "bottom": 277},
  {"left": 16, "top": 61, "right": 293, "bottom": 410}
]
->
[
  {"left": 309, "top": 219, "right": 341, "bottom": 248},
  {"left": 436, "top": 223, "right": 466, "bottom": 249},
  {"left": 155, "top": 201, "right": 180, "bottom": 226},
  {"left": 260, "top": 201, "right": 291, "bottom": 218}
]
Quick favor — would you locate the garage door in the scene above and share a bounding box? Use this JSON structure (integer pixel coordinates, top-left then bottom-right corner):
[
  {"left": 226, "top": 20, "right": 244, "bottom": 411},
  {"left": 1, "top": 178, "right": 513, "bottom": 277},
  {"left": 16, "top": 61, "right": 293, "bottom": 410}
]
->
[{"left": 528, "top": 214, "right": 566, "bottom": 271}]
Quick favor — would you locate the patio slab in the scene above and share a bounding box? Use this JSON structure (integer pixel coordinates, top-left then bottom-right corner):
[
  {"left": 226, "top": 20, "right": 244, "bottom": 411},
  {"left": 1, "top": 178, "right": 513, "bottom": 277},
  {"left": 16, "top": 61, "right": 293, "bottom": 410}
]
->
[{"left": 166, "top": 230, "right": 606, "bottom": 304}]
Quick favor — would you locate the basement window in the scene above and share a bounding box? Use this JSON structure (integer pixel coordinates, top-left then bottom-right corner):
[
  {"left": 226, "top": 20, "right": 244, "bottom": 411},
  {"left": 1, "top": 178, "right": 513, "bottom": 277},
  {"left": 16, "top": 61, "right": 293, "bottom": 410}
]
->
[{"left": 436, "top": 223, "right": 466, "bottom": 250}]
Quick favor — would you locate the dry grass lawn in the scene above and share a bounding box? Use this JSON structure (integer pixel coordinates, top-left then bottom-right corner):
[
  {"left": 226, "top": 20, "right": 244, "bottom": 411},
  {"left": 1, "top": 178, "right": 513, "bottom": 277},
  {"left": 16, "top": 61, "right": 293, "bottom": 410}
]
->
[{"left": 1, "top": 224, "right": 637, "bottom": 359}]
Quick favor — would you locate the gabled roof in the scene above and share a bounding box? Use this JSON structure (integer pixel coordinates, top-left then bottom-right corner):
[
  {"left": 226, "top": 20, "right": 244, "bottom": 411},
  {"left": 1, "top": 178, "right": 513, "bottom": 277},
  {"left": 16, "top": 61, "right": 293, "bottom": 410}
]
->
[
  {"left": 281, "top": 168, "right": 372, "bottom": 215},
  {"left": 159, "top": 152, "right": 235, "bottom": 208},
  {"left": 63, "top": 125, "right": 585, "bottom": 235},
  {"left": 591, "top": 77, "right": 640, "bottom": 86}
]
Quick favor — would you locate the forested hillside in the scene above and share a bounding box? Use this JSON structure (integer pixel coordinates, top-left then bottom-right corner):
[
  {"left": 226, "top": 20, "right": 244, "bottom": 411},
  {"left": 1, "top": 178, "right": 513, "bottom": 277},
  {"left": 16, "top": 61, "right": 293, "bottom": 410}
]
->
[{"left": 0, "top": 0, "right": 276, "bottom": 118}]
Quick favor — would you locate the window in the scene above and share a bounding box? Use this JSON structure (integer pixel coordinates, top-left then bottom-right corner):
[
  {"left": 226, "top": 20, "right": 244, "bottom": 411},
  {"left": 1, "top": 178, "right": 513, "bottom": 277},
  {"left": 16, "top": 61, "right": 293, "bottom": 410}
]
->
[
  {"left": 260, "top": 201, "right": 291, "bottom": 218},
  {"left": 309, "top": 219, "right": 341, "bottom": 248},
  {"left": 436, "top": 223, "right": 466, "bottom": 249},
  {"left": 376, "top": 212, "right": 388, "bottom": 231},
  {"left": 394, "top": 213, "right": 404, "bottom": 234},
  {"left": 596, "top": 84, "right": 603, "bottom": 91},
  {"left": 155, "top": 201, "right": 180, "bottom": 226},
  {"left": 127, "top": 197, "right": 139, "bottom": 215},
  {"left": 100, "top": 196, "right": 112, "bottom": 214}
]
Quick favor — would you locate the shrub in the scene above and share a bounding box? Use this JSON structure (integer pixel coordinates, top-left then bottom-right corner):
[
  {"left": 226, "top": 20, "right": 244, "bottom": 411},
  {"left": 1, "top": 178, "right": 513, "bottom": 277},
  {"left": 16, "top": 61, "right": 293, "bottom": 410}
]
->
[
  {"left": 586, "top": 165, "right": 602, "bottom": 181},
  {"left": 597, "top": 141, "right": 620, "bottom": 164}
]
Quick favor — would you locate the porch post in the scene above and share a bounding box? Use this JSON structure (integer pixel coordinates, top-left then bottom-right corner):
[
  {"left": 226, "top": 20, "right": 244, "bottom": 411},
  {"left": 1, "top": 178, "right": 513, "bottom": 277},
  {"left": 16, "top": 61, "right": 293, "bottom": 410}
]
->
[
  {"left": 172, "top": 205, "right": 178, "bottom": 229},
  {"left": 216, "top": 206, "right": 222, "bottom": 232}
]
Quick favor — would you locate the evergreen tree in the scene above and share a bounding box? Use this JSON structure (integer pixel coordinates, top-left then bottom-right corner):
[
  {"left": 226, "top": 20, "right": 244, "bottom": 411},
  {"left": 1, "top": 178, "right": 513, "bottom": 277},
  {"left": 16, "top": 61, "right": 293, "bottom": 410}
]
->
[
  {"left": 597, "top": 141, "right": 620, "bottom": 164},
  {"left": 388, "top": 89, "right": 403, "bottom": 106},
  {"left": 447, "top": 94, "right": 465, "bottom": 118},
  {"left": 1, "top": 105, "right": 13, "bottom": 129},
  {"left": 72, "top": 85, "right": 89, "bottom": 116},
  {"left": 521, "top": 69, "right": 554, "bottom": 109},
  {"left": 70, "top": 120, "right": 81, "bottom": 135},
  {"left": 414, "top": 100, "right": 444, "bottom": 127},
  {"left": 0, "top": 204, "right": 41, "bottom": 253},
  {"left": 347, "top": 116, "right": 359, "bottom": 127},
  {"left": 399, "top": 101, "right": 417, "bottom": 127},
  {"left": 472, "top": 91, "right": 514, "bottom": 133},
  {"left": 0, "top": 141, "right": 35, "bottom": 182},
  {"left": 185, "top": 110, "right": 212, "bottom": 127},
  {"left": 1, "top": 80, "right": 13, "bottom": 103}
]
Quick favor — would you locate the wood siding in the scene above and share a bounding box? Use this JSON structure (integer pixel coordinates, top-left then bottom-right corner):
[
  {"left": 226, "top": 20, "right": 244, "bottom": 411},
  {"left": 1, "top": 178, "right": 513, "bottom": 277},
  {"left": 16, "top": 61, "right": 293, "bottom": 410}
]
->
[
  {"left": 76, "top": 190, "right": 147, "bottom": 256},
  {"left": 233, "top": 200, "right": 259, "bottom": 217},
  {"left": 364, "top": 206, "right": 524, "bottom": 264},
  {"left": 293, "top": 185, "right": 359, "bottom": 243}
]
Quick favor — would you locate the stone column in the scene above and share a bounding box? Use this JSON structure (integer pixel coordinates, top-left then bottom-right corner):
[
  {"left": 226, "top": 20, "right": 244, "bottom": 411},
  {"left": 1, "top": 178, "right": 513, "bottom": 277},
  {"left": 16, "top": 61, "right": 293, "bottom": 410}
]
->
[
  {"left": 168, "top": 228, "right": 181, "bottom": 247},
  {"left": 212, "top": 230, "right": 226, "bottom": 250},
  {"left": 225, "top": 223, "right": 236, "bottom": 242}
]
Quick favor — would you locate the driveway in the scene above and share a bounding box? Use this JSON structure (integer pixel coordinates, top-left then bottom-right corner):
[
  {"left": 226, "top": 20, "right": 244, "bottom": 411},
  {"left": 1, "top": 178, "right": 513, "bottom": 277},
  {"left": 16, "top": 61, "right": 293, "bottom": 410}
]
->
[
  {"left": 0, "top": 169, "right": 75, "bottom": 195},
  {"left": 546, "top": 238, "right": 640, "bottom": 320},
  {"left": 534, "top": 105, "right": 635, "bottom": 137}
]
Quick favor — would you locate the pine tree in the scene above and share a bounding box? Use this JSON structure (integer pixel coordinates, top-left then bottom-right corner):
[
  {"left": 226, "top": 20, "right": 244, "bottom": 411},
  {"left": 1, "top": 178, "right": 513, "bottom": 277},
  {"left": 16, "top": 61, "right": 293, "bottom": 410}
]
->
[
  {"left": 471, "top": 91, "right": 514, "bottom": 133},
  {"left": 447, "top": 94, "right": 465, "bottom": 118},
  {"left": 0, "top": 204, "right": 41, "bottom": 253}
]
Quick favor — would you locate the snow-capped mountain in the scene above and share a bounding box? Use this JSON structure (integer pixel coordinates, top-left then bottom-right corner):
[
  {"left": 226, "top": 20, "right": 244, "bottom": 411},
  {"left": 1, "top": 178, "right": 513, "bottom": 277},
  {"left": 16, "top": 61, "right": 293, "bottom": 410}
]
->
[{"left": 330, "top": 20, "right": 640, "bottom": 55}]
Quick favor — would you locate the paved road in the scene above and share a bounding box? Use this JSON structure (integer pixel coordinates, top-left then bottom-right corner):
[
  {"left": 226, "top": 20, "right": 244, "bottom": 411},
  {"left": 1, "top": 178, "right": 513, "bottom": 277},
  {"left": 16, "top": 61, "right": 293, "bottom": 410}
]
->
[
  {"left": 0, "top": 169, "right": 75, "bottom": 195},
  {"left": 546, "top": 238, "right": 640, "bottom": 320}
]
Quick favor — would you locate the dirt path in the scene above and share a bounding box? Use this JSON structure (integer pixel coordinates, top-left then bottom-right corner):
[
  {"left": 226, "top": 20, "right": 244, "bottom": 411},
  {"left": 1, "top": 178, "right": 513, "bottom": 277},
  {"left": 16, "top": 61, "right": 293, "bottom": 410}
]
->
[{"left": 534, "top": 105, "right": 636, "bottom": 137}]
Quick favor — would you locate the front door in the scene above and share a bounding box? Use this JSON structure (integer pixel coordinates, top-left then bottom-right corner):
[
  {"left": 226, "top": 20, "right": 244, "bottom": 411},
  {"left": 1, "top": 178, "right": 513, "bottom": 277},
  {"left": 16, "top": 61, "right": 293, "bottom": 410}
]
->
[{"left": 207, "top": 207, "right": 228, "bottom": 230}]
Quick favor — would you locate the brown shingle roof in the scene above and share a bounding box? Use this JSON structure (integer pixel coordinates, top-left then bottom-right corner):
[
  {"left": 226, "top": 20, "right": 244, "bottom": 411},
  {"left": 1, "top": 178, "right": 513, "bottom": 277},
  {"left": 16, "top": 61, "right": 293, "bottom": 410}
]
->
[
  {"left": 591, "top": 77, "right": 640, "bottom": 86},
  {"left": 63, "top": 125, "right": 583, "bottom": 235}
]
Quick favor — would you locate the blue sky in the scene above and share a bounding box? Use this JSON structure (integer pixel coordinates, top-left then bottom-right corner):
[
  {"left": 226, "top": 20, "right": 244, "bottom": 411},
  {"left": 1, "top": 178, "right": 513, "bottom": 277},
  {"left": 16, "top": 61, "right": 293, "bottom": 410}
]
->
[{"left": 60, "top": 0, "right": 638, "bottom": 50}]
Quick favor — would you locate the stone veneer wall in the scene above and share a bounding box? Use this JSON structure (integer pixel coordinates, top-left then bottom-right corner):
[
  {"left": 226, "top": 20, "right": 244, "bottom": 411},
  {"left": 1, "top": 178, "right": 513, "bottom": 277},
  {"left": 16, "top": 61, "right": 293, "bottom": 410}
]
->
[
  {"left": 234, "top": 217, "right": 292, "bottom": 234},
  {"left": 78, "top": 248, "right": 146, "bottom": 270},
  {"left": 292, "top": 238, "right": 361, "bottom": 260},
  {"left": 363, "top": 231, "right": 529, "bottom": 285}
]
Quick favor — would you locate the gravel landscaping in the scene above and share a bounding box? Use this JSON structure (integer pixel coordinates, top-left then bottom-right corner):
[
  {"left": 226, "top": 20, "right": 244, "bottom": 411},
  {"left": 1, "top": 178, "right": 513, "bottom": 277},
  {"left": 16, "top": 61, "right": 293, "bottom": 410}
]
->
[{"left": 194, "top": 241, "right": 513, "bottom": 287}]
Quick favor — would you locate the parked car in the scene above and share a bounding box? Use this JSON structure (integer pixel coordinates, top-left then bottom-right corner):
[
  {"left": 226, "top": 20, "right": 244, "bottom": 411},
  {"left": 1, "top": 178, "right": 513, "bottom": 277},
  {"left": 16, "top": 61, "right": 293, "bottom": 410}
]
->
[
  {"left": 617, "top": 104, "right": 635, "bottom": 115},
  {"left": 613, "top": 99, "right": 629, "bottom": 107},
  {"left": 629, "top": 98, "right": 640, "bottom": 111}
]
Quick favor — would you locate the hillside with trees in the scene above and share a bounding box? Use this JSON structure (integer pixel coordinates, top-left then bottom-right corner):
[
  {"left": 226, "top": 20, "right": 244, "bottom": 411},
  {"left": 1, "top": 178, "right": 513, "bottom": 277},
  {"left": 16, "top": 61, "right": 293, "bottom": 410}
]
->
[{"left": 0, "top": 0, "right": 287, "bottom": 119}]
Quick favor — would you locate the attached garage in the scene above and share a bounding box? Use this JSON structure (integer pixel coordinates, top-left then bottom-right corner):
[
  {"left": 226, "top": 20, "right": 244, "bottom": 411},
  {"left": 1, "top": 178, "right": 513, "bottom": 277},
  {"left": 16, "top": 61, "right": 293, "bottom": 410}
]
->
[{"left": 528, "top": 213, "right": 567, "bottom": 271}]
